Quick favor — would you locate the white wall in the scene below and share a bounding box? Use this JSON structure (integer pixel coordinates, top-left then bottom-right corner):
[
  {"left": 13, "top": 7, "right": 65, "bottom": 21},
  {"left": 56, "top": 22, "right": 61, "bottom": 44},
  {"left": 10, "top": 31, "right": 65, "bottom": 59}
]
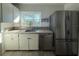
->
[
  {"left": 0, "top": 4, "right": 1, "bottom": 33},
  {"left": 19, "top": 4, "right": 64, "bottom": 19},
  {"left": 0, "top": 4, "right": 2, "bottom": 55},
  {"left": 0, "top": 4, "right": 1, "bottom": 22},
  {"left": 64, "top": 3, "right": 79, "bottom": 10}
]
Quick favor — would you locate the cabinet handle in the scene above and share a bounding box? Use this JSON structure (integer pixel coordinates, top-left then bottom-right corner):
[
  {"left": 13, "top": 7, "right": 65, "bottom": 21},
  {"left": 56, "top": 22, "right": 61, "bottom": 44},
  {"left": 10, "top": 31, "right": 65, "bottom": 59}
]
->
[
  {"left": 27, "top": 38, "right": 31, "bottom": 39},
  {"left": 11, "top": 38, "right": 13, "bottom": 40}
]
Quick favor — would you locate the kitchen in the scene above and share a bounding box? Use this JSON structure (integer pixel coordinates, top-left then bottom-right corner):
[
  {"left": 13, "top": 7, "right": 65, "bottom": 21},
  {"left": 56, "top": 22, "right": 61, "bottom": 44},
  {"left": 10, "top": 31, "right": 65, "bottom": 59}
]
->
[{"left": 0, "top": 3, "right": 78, "bottom": 56}]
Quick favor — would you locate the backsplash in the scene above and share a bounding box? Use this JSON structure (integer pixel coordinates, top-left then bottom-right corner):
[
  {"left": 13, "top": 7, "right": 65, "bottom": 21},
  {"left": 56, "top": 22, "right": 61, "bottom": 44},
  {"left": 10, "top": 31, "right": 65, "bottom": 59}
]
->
[{"left": 32, "top": 27, "right": 49, "bottom": 30}]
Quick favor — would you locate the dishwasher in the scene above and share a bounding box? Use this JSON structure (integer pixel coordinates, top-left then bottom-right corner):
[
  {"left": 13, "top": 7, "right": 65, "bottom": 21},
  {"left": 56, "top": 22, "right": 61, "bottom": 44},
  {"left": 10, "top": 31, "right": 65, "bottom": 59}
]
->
[{"left": 39, "top": 33, "right": 54, "bottom": 50}]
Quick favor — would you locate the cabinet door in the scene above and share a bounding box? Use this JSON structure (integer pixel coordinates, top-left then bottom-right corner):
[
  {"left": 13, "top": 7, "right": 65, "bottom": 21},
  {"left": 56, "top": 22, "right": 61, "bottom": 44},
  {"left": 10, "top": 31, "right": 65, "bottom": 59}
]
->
[
  {"left": 19, "top": 34, "right": 29, "bottom": 50},
  {"left": 2, "top": 4, "right": 14, "bottom": 22},
  {"left": 4, "top": 34, "right": 19, "bottom": 50},
  {"left": 28, "top": 34, "right": 39, "bottom": 50}
]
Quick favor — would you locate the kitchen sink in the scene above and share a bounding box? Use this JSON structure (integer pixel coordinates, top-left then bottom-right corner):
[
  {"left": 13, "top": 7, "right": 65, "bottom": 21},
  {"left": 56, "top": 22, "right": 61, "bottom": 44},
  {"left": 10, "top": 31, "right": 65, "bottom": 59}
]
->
[{"left": 25, "top": 30, "right": 34, "bottom": 32}]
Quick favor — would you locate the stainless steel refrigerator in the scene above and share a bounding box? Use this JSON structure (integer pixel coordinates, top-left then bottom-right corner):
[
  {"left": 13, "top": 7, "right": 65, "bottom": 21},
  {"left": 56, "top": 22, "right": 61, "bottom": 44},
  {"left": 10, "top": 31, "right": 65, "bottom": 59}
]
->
[{"left": 50, "top": 11, "right": 78, "bottom": 56}]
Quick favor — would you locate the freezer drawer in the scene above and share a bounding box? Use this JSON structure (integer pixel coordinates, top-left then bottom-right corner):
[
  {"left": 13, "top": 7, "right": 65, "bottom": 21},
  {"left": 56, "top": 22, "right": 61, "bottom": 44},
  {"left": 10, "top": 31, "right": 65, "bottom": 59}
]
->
[
  {"left": 55, "top": 40, "right": 78, "bottom": 56},
  {"left": 55, "top": 40, "right": 67, "bottom": 55},
  {"left": 66, "top": 41, "right": 78, "bottom": 56}
]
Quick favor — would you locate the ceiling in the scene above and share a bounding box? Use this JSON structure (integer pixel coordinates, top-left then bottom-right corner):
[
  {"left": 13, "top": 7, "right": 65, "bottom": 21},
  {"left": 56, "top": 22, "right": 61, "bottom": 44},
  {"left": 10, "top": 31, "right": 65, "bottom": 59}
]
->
[
  {"left": 13, "top": 3, "right": 65, "bottom": 9},
  {"left": 19, "top": 3, "right": 65, "bottom": 6}
]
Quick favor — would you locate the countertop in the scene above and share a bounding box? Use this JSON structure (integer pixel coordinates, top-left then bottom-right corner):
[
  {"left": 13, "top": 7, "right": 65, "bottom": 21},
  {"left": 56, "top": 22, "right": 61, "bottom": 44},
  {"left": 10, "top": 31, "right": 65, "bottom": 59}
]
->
[{"left": 2, "top": 30, "right": 53, "bottom": 34}]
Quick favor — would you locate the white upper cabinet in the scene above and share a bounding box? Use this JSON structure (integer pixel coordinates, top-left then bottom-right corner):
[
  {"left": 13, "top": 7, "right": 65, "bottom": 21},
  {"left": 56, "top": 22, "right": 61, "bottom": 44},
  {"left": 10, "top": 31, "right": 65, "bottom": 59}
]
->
[
  {"left": 2, "top": 4, "right": 13, "bottom": 22},
  {"left": 2, "top": 3, "right": 20, "bottom": 23}
]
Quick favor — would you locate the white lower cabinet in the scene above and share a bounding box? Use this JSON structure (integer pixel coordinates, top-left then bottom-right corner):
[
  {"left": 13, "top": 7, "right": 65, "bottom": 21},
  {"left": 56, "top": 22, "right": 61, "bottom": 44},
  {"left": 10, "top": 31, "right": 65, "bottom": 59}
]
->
[
  {"left": 19, "top": 34, "right": 39, "bottom": 50},
  {"left": 4, "top": 33, "right": 39, "bottom": 50},
  {"left": 4, "top": 33, "right": 19, "bottom": 50},
  {"left": 19, "top": 34, "right": 29, "bottom": 50}
]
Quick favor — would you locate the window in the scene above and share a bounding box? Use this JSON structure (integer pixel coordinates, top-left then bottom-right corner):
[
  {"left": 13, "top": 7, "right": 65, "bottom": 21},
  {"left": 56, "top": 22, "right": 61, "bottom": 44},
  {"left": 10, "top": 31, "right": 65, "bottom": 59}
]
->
[{"left": 21, "top": 11, "right": 41, "bottom": 27}]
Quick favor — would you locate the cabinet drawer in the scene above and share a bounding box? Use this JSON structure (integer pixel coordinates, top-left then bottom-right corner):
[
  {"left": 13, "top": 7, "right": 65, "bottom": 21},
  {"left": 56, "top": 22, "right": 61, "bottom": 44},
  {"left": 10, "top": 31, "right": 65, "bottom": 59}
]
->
[
  {"left": 27, "top": 34, "right": 38, "bottom": 39},
  {"left": 4, "top": 33, "right": 18, "bottom": 38}
]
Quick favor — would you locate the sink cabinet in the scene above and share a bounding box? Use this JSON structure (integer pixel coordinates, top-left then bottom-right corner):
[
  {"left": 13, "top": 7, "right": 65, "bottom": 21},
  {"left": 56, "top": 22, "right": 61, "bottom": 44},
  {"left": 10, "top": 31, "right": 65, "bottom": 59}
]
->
[
  {"left": 4, "top": 33, "right": 39, "bottom": 50},
  {"left": 19, "top": 34, "right": 39, "bottom": 50}
]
